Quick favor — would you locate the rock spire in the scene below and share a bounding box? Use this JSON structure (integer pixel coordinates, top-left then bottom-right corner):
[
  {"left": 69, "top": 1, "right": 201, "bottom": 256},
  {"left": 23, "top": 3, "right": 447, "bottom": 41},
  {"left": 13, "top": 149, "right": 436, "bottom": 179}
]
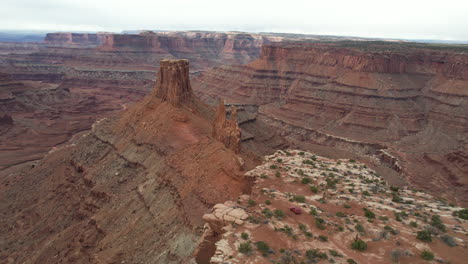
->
[
  {"left": 212, "top": 101, "right": 241, "bottom": 153},
  {"left": 154, "top": 59, "right": 193, "bottom": 106}
]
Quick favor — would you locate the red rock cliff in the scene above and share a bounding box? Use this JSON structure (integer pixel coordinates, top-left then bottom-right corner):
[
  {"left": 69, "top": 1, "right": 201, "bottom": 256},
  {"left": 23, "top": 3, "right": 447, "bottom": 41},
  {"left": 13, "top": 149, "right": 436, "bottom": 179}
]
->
[
  {"left": 212, "top": 101, "right": 241, "bottom": 153},
  {"left": 154, "top": 59, "right": 193, "bottom": 106}
]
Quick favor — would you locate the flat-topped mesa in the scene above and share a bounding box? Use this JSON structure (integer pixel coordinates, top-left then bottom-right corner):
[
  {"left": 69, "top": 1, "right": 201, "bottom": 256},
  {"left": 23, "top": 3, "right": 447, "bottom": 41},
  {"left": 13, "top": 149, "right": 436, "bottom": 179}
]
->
[
  {"left": 212, "top": 101, "right": 241, "bottom": 153},
  {"left": 154, "top": 59, "right": 194, "bottom": 106}
]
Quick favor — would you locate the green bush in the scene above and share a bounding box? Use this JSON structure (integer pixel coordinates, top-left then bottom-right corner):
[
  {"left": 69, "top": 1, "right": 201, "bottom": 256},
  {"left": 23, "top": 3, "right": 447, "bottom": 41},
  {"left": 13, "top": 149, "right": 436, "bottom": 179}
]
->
[
  {"left": 336, "top": 211, "right": 346, "bottom": 218},
  {"left": 420, "top": 250, "right": 434, "bottom": 260},
  {"left": 248, "top": 199, "right": 256, "bottom": 207},
  {"left": 310, "top": 208, "right": 318, "bottom": 216},
  {"left": 306, "top": 249, "right": 327, "bottom": 260},
  {"left": 351, "top": 239, "right": 367, "bottom": 251},
  {"left": 362, "top": 191, "right": 371, "bottom": 196},
  {"left": 363, "top": 208, "right": 375, "bottom": 219},
  {"left": 270, "top": 164, "right": 277, "bottom": 169},
  {"left": 416, "top": 230, "right": 432, "bottom": 242},
  {"left": 276, "top": 158, "right": 283, "bottom": 163},
  {"left": 441, "top": 234, "right": 457, "bottom": 247},
  {"left": 298, "top": 151, "right": 305, "bottom": 156},
  {"left": 262, "top": 208, "right": 273, "bottom": 218},
  {"left": 355, "top": 223, "right": 365, "bottom": 233},
  {"left": 241, "top": 232, "right": 249, "bottom": 240},
  {"left": 238, "top": 241, "right": 252, "bottom": 254},
  {"left": 315, "top": 217, "right": 326, "bottom": 230},
  {"left": 293, "top": 195, "right": 306, "bottom": 203},
  {"left": 409, "top": 221, "right": 418, "bottom": 228},
  {"left": 318, "top": 235, "right": 328, "bottom": 242},
  {"left": 275, "top": 171, "right": 281, "bottom": 177},
  {"left": 301, "top": 177, "right": 311, "bottom": 184},
  {"left": 453, "top": 208, "right": 468, "bottom": 220},
  {"left": 255, "top": 241, "right": 270, "bottom": 255},
  {"left": 265, "top": 200, "right": 271, "bottom": 205},
  {"left": 329, "top": 249, "right": 341, "bottom": 257},
  {"left": 310, "top": 185, "right": 319, "bottom": 193},
  {"left": 430, "top": 215, "right": 446, "bottom": 232},
  {"left": 343, "top": 204, "right": 352, "bottom": 209},
  {"left": 347, "top": 259, "right": 358, "bottom": 264},
  {"left": 274, "top": 209, "right": 285, "bottom": 218}
]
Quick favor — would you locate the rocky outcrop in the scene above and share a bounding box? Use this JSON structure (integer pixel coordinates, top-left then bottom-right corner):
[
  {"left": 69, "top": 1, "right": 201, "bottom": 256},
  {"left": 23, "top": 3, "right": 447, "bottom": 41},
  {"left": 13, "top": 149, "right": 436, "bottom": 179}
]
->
[
  {"left": 193, "top": 41, "right": 468, "bottom": 205},
  {"left": 154, "top": 59, "right": 193, "bottom": 106},
  {"left": 212, "top": 101, "right": 241, "bottom": 153},
  {"left": 0, "top": 59, "right": 251, "bottom": 263}
]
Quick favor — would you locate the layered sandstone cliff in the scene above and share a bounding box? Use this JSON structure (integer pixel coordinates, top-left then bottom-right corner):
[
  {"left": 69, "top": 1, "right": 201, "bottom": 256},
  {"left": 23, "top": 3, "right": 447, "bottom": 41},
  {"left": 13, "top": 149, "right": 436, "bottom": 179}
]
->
[
  {"left": 193, "top": 42, "right": 468, "bottom": 205},
  {"left": 0, "top": 60, "right": 251, "bottom": 263}
]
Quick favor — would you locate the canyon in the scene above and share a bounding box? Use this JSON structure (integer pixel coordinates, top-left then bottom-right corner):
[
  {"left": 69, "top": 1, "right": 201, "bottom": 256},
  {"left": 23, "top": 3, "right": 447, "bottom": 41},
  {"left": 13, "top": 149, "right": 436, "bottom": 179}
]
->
[
  {"left": 192, "top": 41, "right": 468, "bottom": 206},
  {"left": 0, "top": 30, "right": 467, "bottom": 264}
]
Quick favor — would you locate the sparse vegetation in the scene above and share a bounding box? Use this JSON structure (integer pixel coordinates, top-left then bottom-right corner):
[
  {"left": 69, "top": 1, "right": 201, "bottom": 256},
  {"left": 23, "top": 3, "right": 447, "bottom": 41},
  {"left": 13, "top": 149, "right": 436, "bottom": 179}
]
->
[
  {"left": 293, "top": 195, "right": 306, "bottom": 203},
  {"left": 241, "top": 232, "right": 249, "bottom": 240},
  {"left": 453, "top": 208, "right": 468, "bottom": 220},
  {"left": 238, "top": 241, "right": 252, "bottom": 254},
  {"left": 430, "top": 215, "right": 446, "bottom": 232},
  {"left": 274, "top": 209, "right": 285, "bottom": 219},
  {"left": 315, "top": 217, "right": 326, "bottom": 230},
  {"left": 310, "top": 185, "right": 319, "bottom": 193},
  {"left": 416, "top": 230, "right": 432, "bottom": 242},
  {"left": 248, "top": 199, "right": 256, "bottom": 207},
  {"left": 255, "top": 241, "right": 270, "bottom": 256},
  {"left": 301, "top": 177, "right": 311, "bottom": 184},
  {"left": 318, "top": 235, "right": 328, "bottom": 242},
  {"left": 351, "top": 239, "right": 367, "bottom": 251},
  {"left": 363, "top": 208, "right": 375, "bottom": 219},
  {"left": 420, "top": 250, "right": 434, "bottom": 261}
]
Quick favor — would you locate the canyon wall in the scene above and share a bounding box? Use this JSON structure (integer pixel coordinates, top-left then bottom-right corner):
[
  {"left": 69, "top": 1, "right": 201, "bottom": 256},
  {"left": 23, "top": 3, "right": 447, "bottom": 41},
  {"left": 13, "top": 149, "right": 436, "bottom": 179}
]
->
[
  {"left": 0, "top": 60, "right": 250, "bottom": 263},
  {"left": 193, "top": 42, "right": 468, "bottom": 205}
]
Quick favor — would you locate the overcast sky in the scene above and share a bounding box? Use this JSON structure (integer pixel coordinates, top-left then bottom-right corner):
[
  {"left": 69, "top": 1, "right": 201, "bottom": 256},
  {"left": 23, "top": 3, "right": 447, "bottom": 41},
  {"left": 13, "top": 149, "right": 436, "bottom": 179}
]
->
[{"left": 1, "top": 0, "right": 468, "bottom": 41}]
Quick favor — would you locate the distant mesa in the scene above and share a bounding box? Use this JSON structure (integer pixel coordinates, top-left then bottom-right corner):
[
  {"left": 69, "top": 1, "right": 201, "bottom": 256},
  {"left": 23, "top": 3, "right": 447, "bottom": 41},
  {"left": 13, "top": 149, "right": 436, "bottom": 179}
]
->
[{"left": 154, "top": 59, "right": 194, "bottom": 106}]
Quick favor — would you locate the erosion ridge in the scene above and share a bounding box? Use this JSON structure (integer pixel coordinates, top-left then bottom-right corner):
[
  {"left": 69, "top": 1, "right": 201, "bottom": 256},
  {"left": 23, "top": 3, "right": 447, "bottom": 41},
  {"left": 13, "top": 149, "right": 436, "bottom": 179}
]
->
[
  {"left": 192, "top": 41, "right": 468, "bottom": 205},
  {"left": 0, "top": 59, "right": 251, "bottom": 263}
]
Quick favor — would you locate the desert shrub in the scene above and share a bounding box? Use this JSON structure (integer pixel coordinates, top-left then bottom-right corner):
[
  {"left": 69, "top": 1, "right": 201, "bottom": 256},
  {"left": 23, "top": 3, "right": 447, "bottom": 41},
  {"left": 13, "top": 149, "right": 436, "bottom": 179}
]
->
[
  {"left": 310, "top": 185, "right": 319, "bottom": 193},
  {"left": 238, "top": 241, "right": 252, "bottom": 254},
  {"left": 363, "top": 208, "right": 375, "bottom": 219},
  {"left": 362, "top": 190, "right": 371, "bottom": 196},
  {"left": 347, "top": 259, "right": 358, "bottom": 264},
  {"left": 349, "top": 159, "right": 356, "bottom": 163},
  {"left": 355, "top": 223, "right": 365, "bottom": 233},
  {"left": 265, "top": 199, "right": 271, "bottom": 205},
  {"left": 351, "top": 239, "right": 367, "bottom": 251},
  {"left": 241, "top": 232, "right": 249, "bottom": 240},
  {"left": 255, "top": 241, "right": 270, "bottom": 255},
  {"left": 293, "top": 195, "right": 306, "bottom": 203},
  {"left": 247, "top": 216, "right": 260, "bottom": 224},
  {"left": 441, "top": 234, "right": 457, "bottom": 247},
  {"left": 390, "top": 249, "right": 402, "bottom": 263},
  {"left": 270, "top": 164, "right": 277, "bottom": 169},
  {"left": 275, "top": 171, "right": 281, "bottom": 177},
  {"left": 343, "top": 204, "right": 352, "bottom": 209},
  {"left": 318, "top": 235, "right": 328, "bottom": 242},
  {"left": 262, "top": 208, "right": 273, "bottom": 218},
  {"left": 390, "top": 186, "right": 399, "bottom": 192},
  {"left": 277, "top": 158, "right": 283, "bottom": 163},
  {"left": 453, "top": 208, "right": 468, "bottom": 220},
  {"left": 379, "top": 216, "right": 389, "bottom": 221},
  {"left": 306, "top": 249, "right": 327, "bottom": 260},
  {"left": 416, "top": 230, "right": 432, "bottom": 242},
  {"left": 420, "top": 250, "right": 434, "bottom": 261},
  {"left": 298, "top": 152, "right": 305, "bottom": 156},
  {"left": 310, "top": 207, "right": 318, "bottom": 216},
  {"left": 274, "top": 209, "right": 285, "bottom": 219},
  {"left": 301, "top": 177, "right": 311, "bottom": 184},
  {"left": 329, "top": 249, "right": 341, "bottom": 257},
  {"left": 430, "top": 215, "right": 446, "bottom": 232},
  {"left": 336, "top": 211, "right": 346, "bottom": 218},
  {"left": 392, "top": 192, "right": 403, "bottom": 203},
  {"left": 303, "top": 159, "right": 314, "bottom": 165},
  {"left": 409, "top": 221, "right": 418, "bottom": 228},
  {"left": 260, "top": 174, "right": 268, "bottom": 179},
  {"left": 315, "top": 217, "right": 326, "bottom": 230},
  {"left": 248, "top": 199, "right": 256, "bottom": 207}
]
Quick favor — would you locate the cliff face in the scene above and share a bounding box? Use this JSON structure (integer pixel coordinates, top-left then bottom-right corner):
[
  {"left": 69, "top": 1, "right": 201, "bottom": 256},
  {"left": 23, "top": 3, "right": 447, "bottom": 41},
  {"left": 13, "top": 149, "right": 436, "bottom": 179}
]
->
[
  {"left": 154, "top": 59, "right": 193, "bottom": 106},
  {"left": 0, "top": 60, "right": 250, "bottom": 263},
  {"left": 193, "top": 42, "right": 468, "bottom": 205},
  {"left": 212, "top": 101, "right": 241, "bottom": 153},
  {"left": 45, "top": 33, "right": 107, "bottom": 45}
]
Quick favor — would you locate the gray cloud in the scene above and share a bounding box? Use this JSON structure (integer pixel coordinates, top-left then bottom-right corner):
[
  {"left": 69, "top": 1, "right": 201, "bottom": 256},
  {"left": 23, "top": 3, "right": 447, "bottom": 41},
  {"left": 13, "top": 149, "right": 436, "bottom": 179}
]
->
[{"left": 1, "top": 0, "right": 467, "bottom": 41}]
